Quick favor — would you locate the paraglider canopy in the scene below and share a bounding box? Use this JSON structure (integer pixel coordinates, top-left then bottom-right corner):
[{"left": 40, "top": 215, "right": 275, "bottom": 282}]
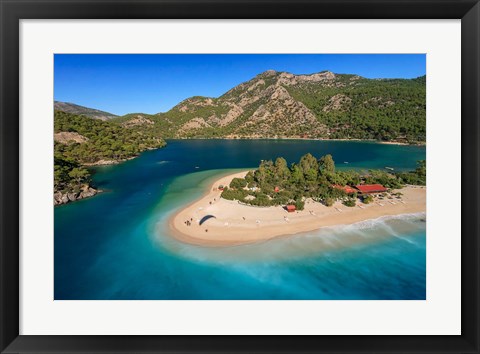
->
[{"left": 199, "top": 215, "right": 216, "bottom": 225}]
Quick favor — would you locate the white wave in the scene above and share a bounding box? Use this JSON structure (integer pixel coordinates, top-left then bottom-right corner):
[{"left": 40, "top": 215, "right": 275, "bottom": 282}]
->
[
  {"left": 390, "top": 234, "right": 416, "bottom": 245},
  {"left": 317, "top": 212, "right": 426, "bottom": 233}
]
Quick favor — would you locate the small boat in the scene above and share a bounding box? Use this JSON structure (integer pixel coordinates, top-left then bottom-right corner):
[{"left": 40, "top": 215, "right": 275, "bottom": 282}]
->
[
  {"left": 385, "top": 167, "right": 394, "bottom": 171},
  {"left": 195, "top": 166, "right": 200, "bottom": 169},
  {"left": 344, "top": 161, "right": 349, "bottom": 164}
]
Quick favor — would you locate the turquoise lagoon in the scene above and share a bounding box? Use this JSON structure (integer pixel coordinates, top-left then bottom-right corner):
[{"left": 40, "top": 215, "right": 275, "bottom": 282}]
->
[{"left": 54, "top": 140, "right": 426, "bottom": 300}]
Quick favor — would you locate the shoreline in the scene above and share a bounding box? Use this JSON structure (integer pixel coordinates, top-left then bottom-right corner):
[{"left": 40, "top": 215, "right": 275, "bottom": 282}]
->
[
  {"left": 170, "top": 137, "right": 424, "bottom": 146},
  {"left": 83, "top": 156, "right": 137, "bottom": 167},
  {"left": 169, "top": 171, "right": 426, "bottom": 246}
]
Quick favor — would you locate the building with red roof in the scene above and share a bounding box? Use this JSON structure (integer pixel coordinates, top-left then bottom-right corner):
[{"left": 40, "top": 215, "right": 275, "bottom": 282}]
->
[
  {"left": 354, "top": 184, "right": 388, "bottom": 194},
  {"left": 286, "top": 205, "right": 296, "bottom": 213},
  {"left": 331, "top": 184, "right": 357, "bottom": 194}
]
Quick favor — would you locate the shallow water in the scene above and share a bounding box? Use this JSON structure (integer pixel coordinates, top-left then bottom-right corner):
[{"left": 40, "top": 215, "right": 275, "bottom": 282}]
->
[{"left": 54, "top": 139, "right": 426, "bottom": 300}]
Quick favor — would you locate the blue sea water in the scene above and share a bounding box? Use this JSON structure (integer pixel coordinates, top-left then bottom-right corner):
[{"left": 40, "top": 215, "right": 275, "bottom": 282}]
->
[{"left": 54, "top": 140, "right": 426, "bottom": 300}]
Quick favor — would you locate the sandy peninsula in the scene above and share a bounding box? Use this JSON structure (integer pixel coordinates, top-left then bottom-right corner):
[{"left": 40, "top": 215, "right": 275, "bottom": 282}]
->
[{"left": 169, "top": 171, "right": 426, "bottom": 246}]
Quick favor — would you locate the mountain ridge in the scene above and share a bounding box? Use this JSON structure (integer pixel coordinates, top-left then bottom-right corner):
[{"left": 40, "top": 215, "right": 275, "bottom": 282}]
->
[
  {"left": 149, "top": 70, "right": 426, "bottom": 142},
  {"left": 54, "top": 101, "right": 118, "bottom": 121},
  {"left": 56, "top": 70, "right": 426, "bottom": 143}
]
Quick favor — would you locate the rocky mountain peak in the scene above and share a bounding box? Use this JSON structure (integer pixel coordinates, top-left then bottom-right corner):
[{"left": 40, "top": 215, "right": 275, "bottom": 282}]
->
[
  {"left": 301, "top": 70, "right": 335, "bottom": 81},
  {"left": 260, "top": 69, "right": 278, "bottom": 77}
]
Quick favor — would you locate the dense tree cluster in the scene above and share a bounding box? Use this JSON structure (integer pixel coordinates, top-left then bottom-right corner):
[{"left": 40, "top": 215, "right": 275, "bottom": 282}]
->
[
  {"left": 221, "top": 153, "right": 426, "bottom": 208},
  {"left": 54, "top": 110, "right": 166, "bottom": 195},
  {"left": 286, "top": 76, "right": 426, "bottom": 143},
  {"left": 54, "top": 153, "right": 91, "bottom": 194},
  {"left": 55, "top": 111, "right": 165, "bottom": 164},
  {"left": 396, "top": 160, "right": 426, "bottom": 185}
]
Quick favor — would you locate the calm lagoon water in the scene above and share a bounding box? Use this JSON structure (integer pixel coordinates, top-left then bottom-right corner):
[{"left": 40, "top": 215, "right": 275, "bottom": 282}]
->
[{"left": 54, "top": 140, "right": 426, "bottom": 300}]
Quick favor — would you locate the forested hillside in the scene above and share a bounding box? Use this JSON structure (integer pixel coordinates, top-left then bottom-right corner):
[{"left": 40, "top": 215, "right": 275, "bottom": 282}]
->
[
  {"left": 115, "top": 70, "right": 426, "bottom": 143},
  {"left": 54, "top": 111, "right": 166, "bottom": 204},
  {"left": 285, "top": 75, "right": 426, "bottom": 142}
]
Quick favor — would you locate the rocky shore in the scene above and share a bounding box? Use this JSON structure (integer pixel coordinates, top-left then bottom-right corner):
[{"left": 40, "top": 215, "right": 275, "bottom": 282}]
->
[{"left": 54, "top": 184, "right": 100, "bottom": 206}]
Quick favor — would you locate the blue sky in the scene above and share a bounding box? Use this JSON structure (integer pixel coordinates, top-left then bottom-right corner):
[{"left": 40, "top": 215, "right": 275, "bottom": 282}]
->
[{"left": 54, "top": 54, "right": 426, "bottom": 116}]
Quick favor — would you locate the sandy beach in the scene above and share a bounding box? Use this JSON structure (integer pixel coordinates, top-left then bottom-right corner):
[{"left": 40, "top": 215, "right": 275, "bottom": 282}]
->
[{"left": 169, "top": 171, "right": 426, "bottom": 246}]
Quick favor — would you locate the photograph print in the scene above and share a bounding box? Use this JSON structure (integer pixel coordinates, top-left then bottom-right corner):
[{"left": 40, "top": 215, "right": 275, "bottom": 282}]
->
[{"left": 54, "top": 54, "right": 426, "bottom": 300}]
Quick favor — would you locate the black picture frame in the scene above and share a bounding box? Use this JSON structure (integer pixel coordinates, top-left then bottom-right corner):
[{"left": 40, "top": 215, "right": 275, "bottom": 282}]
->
[{"left": 1, "top": 0, "right": 479, "bottom": 353}]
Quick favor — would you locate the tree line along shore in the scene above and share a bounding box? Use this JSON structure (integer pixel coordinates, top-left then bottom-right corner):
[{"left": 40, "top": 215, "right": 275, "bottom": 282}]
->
[{"left": 219, "top": 153, "right": 426, "bottom": 211}]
